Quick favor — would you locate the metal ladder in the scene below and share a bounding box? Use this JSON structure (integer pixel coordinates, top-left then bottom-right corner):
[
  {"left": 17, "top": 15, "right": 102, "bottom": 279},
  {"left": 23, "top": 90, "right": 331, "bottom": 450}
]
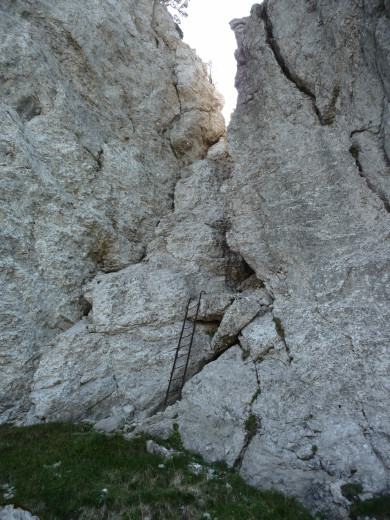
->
[{"left": 164, "top": 292, "right": 203, "bottom": 408}]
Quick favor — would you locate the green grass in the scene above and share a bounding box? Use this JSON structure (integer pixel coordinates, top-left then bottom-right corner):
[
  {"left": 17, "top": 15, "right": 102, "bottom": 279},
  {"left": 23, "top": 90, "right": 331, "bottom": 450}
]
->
[
  {"left": 340, "top": 482, "right": 362, "bottom": 502},
  {"left": 0, "top": 422, "right": 314, "bottom": 520},
  {"left": 350, "top": 495, "right": 390, "bottom": 519}
]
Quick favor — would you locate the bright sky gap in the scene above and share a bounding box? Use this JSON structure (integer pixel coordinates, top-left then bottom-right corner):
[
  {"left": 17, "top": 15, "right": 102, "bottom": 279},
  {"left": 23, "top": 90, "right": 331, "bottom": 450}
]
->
[{"left": 171, "top": 0, "right": 258, "bottom": 122}]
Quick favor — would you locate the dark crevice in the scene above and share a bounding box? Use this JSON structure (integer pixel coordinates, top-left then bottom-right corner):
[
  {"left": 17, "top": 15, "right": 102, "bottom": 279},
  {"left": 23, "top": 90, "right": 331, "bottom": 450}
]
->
[
  {"left": 224, "top": 248, "right": 256, "bottom": 291},
  {"left": 233, "top": 412, "right": 260, "bottom": 470},
  {"left": 206, "top": 334, "right": 240, "bottom": 365},
  {"left": 78, "top": 294, "right": 92, "bottom": 316},
  {"left": 207, "top": 218, "right": 256, "bottom": 291},
  {"left": 233, "top": 348, "right": 261, "bottom": 471},
  {"left": 272, "top": 315, "right": 293, "bottom": 364},
  {"left": 319, "top": 459, "right": 335, "bottom": 477},
  {"left": 260, "top": 2, "right": 325, "bottom": 126},
  {"left": 349, "top": 145, "right": 364, "bottom": 174},
  {"left": 14, "top": 95, "right": 42, "bottom": 122},
  {"left": 173, "top": 81, "right": 182, "bottom": 113},
  {"left": 350, "top": 126, "right": 380, "bottom": 138},
  {"left": 322, "top": 85, "right": 340, "bottom": 126},
  {"left": 84, "top": 146, "right": 104, "bottom": 171},
  {"left": 349, "top": 145, "right": 390, "bottom": 212},
  {"left": 380, "top": 101, "right": 390, "bottom": 167}
]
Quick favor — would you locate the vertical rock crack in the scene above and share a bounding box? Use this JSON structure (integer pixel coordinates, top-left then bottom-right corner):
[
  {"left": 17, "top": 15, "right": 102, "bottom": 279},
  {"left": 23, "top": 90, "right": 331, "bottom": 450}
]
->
[
  {"left": 260, "top": 3, "right": 325, "bottom": 126},
  {"left": 349, "top": 144, "right": 390, "bottom": 213}
]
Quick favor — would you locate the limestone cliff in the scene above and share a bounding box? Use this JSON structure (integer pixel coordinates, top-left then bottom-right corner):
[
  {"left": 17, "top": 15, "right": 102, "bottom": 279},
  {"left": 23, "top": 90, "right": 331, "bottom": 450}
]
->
[
  {"left": 0, "top": 0, "right": 224, "bottom": 421},
  {"left": 225, "top": 1, "right": 390, "bottom": 517},
  {"left": 1, "top": 0, "right": 389, "bottom": 518}
]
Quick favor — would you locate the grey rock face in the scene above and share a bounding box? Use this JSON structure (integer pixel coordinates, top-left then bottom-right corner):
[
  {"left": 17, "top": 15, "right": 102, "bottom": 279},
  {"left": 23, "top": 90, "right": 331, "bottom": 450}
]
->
[
  {"left": 2, "top": 0, "right": 390, "bottom": 518},
  {"left": 225, "top": 0, "right": 390, "bottom": 517},
  {"left": 0, "top": 0, "right": 224, "bottom": 421},
  {"left": 178, "top": 345, "right": 259, "bottom": 469},
  {"left": 93, "top": 414, "right": 125, "bottom": 434},
  {"left": 0, "top": 506, "right": 39, "bottom": 520},
  {"left": 29, "top": 138, "right": 254, "bottom": 424}
]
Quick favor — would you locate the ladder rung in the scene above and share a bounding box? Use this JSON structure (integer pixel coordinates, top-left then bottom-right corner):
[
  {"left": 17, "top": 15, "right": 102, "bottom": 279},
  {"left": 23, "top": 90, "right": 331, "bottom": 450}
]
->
[
  {"left": 178, "top": 345, "right": 190, "bottom": 352},
  {"left": 168, "top": 384, "right": 181, "bottom": 392},
  {"left": 167, "top": 343, "right": 190, "bottom": 354},
  {"left": 169, "top": 383, "right": 180, "bottom": 392},
  {"left": 171, "top": 375, "right": 185, "bottom": 382},
  {"left": 166, "top": 348, "right": 180, "bottom": 354},
  {"left": 174, "top": 364, "right": 187, "bottom": 370}
]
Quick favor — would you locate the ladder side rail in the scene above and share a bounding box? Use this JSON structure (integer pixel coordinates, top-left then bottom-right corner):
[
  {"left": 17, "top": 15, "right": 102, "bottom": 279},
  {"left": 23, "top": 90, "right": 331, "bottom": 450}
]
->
[
  {"left": 164, "top": 297, "right": 194, "bottom": 407},
  {"left": 178, "top": 291, "right": 203, "bottom": 400}
]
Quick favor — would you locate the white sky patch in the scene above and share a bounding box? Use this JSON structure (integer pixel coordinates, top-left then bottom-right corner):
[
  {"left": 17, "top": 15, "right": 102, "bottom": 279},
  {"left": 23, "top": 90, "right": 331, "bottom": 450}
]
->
[{"left": 177, "top": 0, "right": 259, "bottom": 122}]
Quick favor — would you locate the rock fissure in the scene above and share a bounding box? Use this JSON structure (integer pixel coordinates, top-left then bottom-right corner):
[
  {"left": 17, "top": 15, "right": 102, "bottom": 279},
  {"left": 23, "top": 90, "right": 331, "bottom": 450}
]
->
[
  {"left": 359, "top": 406, "right": 389, "bottom": 472},
  {"left": 259, "top": 2, "right": 325, "bottom": 126},
  {"left": 271, "top": 314, "right": 293, "bottom": 364},
  {"left": 350, "top": 126, "right": 380, "bottom": 137},
  {"left": 380, "top": 97, "right": 390, "bottom": 166},
  {"left": 349, "top": 144, "right": 390, "bottom": 212},
  {"left": 233, "top": 411, "right": 261, "bottom": 471},
  {"left": 172, "top": 80, "right": 182, "bottom": 114}
]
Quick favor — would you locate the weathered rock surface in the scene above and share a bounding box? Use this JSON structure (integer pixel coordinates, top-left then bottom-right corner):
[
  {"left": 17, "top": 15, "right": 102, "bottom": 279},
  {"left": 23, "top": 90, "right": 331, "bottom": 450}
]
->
[
  {"left": 1, "top": 0, "right": 390, "bottom": 518},
  {"left": 224, "top": 0, "right": 390, "bottom": 517},
  {"left": 0, "top": 506, "right": 39, "bottom": 520},
  {"left": 29, "top": 137, "right": 258, "bottom": 423},
  {"left": 0, "top": 0, "right": 224, "bottom": 421},
  {"left": 133, "top": 0, "right": 390, "bottom": 517},
  {"left": 178, "top": 345, "right": 259, "bottom": 469}
]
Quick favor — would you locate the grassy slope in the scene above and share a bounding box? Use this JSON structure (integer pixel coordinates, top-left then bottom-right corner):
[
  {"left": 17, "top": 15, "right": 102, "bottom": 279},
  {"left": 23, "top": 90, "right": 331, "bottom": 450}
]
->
[{"left": 0, "top": 422, "right": 315, "bottom": 520}]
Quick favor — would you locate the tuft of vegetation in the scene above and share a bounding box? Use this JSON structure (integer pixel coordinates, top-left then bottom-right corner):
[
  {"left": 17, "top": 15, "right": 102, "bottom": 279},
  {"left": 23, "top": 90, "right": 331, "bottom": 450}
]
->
[
  {"left": 0, "top": 422, "right": 315, "bottom": 520},
  {"left": 350, "top": 495, "right": 390, "bottom": 519},
  {"left": 272, "top": 317, "right": 285, "bottom": 341},
  {"left": 311, "top": 445, "right": 318, "bottom": 454},
  {"left": 250, "top": 388, "right": 261, "bottom": 405},
  {"left": 340, "top": 482, "right": 362, "bottom": 502},
  {"left": 167, "top": 423, "right": 184, "bottom": 451},
  {"left": 245, "top": 414, "right": 259, "bottom": 438}
]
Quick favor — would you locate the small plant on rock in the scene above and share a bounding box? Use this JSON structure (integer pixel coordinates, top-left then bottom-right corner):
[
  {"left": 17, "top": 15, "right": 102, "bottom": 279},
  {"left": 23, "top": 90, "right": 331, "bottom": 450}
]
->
[
  {"left": 167, "top": 423, "right": 184, "bottom": 451},
  {"left": 250, "top": 388, "right": 261, "bottom": 405},
  {"left": 272, "top": 317, "right": 285, "bottom": 341},
  {"left": 245, "top": 414, "right": 259, "bottom": 438},
  {"left": 340, "top": 483, "right": 363, "bottom": 502}
]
